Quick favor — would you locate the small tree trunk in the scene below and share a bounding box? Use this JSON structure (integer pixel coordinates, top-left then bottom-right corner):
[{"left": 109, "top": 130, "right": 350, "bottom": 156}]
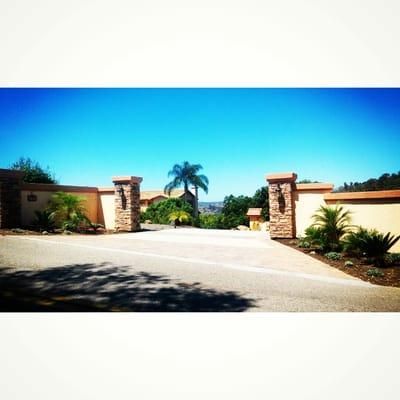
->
[{"left": 194, "top": 185, "right": 199, "bottom": 218}]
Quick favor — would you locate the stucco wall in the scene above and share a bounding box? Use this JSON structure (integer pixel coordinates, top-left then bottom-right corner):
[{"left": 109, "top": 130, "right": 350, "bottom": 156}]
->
[
  {"left": 294, "top": 191, "right": 327, "bottom": 237},
  {"left": 325, "top": 200, "right": 400, "bottom": 252},
  {"left": 21, "top": 185, "right": 99, "bottom": 227},
  {"left": 99, "top": 192, "right": 115, "bottom": 230},
  {"left": 294, "top": 185, "right": 400, "bottom": 252}
]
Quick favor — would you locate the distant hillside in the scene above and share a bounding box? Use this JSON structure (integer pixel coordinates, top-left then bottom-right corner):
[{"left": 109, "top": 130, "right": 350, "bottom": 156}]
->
[
  {"left": 335, "top": 171, "right": 400, "bottom": 192},
  {"left": 198, "top": 201, "right": 223, "bottom": 214}
]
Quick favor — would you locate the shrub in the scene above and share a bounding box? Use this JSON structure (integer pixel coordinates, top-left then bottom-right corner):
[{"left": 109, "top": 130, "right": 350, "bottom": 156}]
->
[
  {"left": 345, "top": 228, "right": 400, "bottom": 267},
  {"left": 198, "top": 213, "right": 224, "bottom": 229},
  {"left": 141, "top": 198, "right": 193, "bottom": 225},
  {"left": 344, "top": 260, "right": 354, "bottom": 267},
  {"left": 325, "top": 252, "right": 341, "bottom": 261},
  {"left": 298, "top": 238, "right": 311, "bottom": 248},
  {"left": 366, "top": 268, "right": 384, "bottom": 277},
  {"left": 32, "top": 210, "right": 56, "bottom": 232},
  {"left": 311, "top": 204, "right": 352, "bottom": 251},
  {"left": 302, "top": 226, "right": 327, "bottom": 250},
  {"left": 386, "top": 253, "right": 400, "bottom": 266}
]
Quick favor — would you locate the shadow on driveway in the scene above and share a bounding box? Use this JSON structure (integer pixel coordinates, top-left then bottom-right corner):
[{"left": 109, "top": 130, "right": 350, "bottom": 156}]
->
[{"left": 0, "top": 263, "right": 255, "bottom": 312}]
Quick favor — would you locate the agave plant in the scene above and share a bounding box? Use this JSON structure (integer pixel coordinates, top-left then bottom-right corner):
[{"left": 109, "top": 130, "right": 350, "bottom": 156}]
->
[
  {"left": 169, "top": 210, "right": 191, "bottom": 228},
  {"left": 311, "top": 204, "right": 352, "bottom": 251},
  {"left": 33, "top": 210, "right": 56, "bottom": 232}
]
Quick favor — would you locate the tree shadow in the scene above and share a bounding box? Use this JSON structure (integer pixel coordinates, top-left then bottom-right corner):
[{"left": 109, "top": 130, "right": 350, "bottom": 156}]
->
[{"left": 0, "top": 263, "right": 255, "bottom": 312}]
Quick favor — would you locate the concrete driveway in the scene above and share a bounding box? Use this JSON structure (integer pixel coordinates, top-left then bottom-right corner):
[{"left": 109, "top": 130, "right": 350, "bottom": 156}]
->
[{"left": 0, "top": 228, "right": 399, "bottom": 311}]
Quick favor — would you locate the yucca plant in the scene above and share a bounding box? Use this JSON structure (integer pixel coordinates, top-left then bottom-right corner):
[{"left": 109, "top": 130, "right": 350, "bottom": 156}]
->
[
  {"left": 169, "top": 210, "right": 191, "bottom": 228},
  {"left": 311, "top": 204, "right": 352, "bottom": 251},
  {"left": 48, "top": 191, "right": 89, "bottom": 231},
  {"left": 32, "top": 210, "right": 56, "bottom": 232}
]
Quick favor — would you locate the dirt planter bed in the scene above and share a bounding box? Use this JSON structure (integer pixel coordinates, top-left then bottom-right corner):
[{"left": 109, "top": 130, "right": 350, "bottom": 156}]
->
[{"left": 276, "top": 239, "right": 400, "bottom": 288}]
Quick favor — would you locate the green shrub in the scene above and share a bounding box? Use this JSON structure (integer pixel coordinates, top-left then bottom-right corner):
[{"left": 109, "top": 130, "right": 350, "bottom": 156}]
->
[
  {"left": 345, "top": 228, "right": 400, "bottom": 267},
  {"left": 141, "top": 198, "right": 193, "bottom": 225},
  {"left": 303, "top": 226, "right": 327, "bottom": 250},
  {"left": 32, "top": 210, "right": 56, "bottom": 232},
  {"left": 311, "top": 204, "right": 352, "bottom": 251},
  {"left": 198, "top": 213, "right": 224, "bottom": 229},
  {"left": 298, "top": 238, "right": 311, "bottom": 248},
  {"left": 344, "top": 260, "right": 354, "bottom": 267},
  {"left": 366, "top": 268, "right": 384, "bottom": 277},
  {"left": 386, "top": 253, "right": 400, "bottom": 266},
  {"left": 325, "top": 252, "right": 342, "bottom": 261}
]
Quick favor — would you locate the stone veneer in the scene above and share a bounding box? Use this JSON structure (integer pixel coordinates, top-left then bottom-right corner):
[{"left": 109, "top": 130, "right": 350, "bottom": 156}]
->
[
  {"left": 266, "top": 172, "right": 297, "bottom": 239},
  {"left": 0, "top": 169, "right": 24, "bottom": 229},
  {"left": 113, "top": 176, "right": 143, "bottom": 232}
]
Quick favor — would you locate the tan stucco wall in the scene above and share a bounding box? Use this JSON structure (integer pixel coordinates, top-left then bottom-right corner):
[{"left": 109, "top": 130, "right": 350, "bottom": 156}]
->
[
  {"left": 326, "top": 201, "right": 400, "bottom": 252},
  {"left": 99, "top": 192, "right": 115, "bottom": 230},
  {"left": 21, "top": 190, "right": 99, "bottom": 226},
  {"left": 295, "top": 189, "right": 400, "bottom": 252},
  {"left": 294, "top": 191, "right": 327, "bottom": 237}
]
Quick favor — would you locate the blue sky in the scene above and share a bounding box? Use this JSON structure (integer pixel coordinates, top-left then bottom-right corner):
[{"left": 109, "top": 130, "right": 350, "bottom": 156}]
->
[{"left": 1, "top": 88, "right": 399, "bottom": 201}]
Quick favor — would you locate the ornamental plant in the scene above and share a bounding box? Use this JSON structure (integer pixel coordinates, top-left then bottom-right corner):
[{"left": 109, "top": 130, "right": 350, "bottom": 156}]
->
[{"left": 311, "top": 204, "right": 352, "bottom": 252}]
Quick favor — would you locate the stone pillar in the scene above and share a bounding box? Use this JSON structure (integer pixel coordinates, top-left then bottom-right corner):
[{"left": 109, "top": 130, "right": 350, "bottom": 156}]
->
[
  {"left": 266, "top": 172, "right": 297, "bottom": 239},
  {"left": 0, "top": 169, "right": 24, "bottom": 229},
  {"left": 112, "top": 176, "right": 143, "bottom": 232}
]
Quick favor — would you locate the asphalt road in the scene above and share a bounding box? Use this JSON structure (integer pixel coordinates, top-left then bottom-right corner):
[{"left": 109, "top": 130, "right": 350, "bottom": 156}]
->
[{"left": 0, "top": 228, "right": 399, "bottom": 311}]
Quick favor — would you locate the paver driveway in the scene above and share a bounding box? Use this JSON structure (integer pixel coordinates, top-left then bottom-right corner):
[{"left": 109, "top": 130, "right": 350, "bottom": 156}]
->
[{"left": 0, "top": 228, "right": 399, "bottom": 311}]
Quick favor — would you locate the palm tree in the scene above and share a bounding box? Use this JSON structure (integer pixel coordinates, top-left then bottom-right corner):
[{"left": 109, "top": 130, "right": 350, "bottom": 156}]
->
[
  {"left": 164, "top": 161, "right": 209, "bottom": 217},
  {"left": 311, "top": 204, "right": 352, "bottom": 251},
  {"left": 48, "top": 191, "right": 89, "bottom": 231}
]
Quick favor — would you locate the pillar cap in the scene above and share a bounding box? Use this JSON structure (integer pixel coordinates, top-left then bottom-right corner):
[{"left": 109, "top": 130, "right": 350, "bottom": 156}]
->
[
  {"left": 266, "top": 172, "right": 297, "bottom": 183},
  {"left": 112, "top": 176, "right": 143, "bottom": 184}
]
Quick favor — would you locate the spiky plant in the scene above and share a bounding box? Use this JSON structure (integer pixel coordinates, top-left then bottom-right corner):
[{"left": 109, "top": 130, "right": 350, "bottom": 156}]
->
[
  {"left": 344, "top": 226, "right": 379, "bottom": 256},
  {"left": 33, "top": 210, "right": 56, "bottom": 232},
  {"left": 164, "top": 161, "right": 209, "bottom": 217},
  {"left": 358, "top": 231, "right": 400, "bottom": 267},
  {"left": 303, "top": 226, "right": 327, "bottom": 250},
  {"left": 311, "top": 203, "right": 352, "bottom": 251}
]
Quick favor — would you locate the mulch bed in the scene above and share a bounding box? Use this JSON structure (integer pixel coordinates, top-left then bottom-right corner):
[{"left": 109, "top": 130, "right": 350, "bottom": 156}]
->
[{"left": 276, "top": 238, "right": 400, "bottom": 288}]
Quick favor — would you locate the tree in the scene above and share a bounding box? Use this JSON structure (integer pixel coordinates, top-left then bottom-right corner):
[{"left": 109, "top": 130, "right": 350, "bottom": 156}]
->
[
  {"left": 336, "top": 171, "right": 400, "bottom": 192},
  {"left": 141, "top": 198, "right": 193, "bottom": 225},
  {"left": 297, "top": 179, "right": 320, "bottom": 184},
  {"left": 10, "top": 157, "right": 57, "bottom": 184},
  {"left": 311, "top": 204, "right": 352, "bottom": 251},
  {"left": 164, "top": 161, "right": 209, "bottom": 217},
  {"left": 251, "top": 186, "right": 269, "bottom": 221},
  {"left": 221, "top": 195, "right": 253, "bottom": 229}
]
